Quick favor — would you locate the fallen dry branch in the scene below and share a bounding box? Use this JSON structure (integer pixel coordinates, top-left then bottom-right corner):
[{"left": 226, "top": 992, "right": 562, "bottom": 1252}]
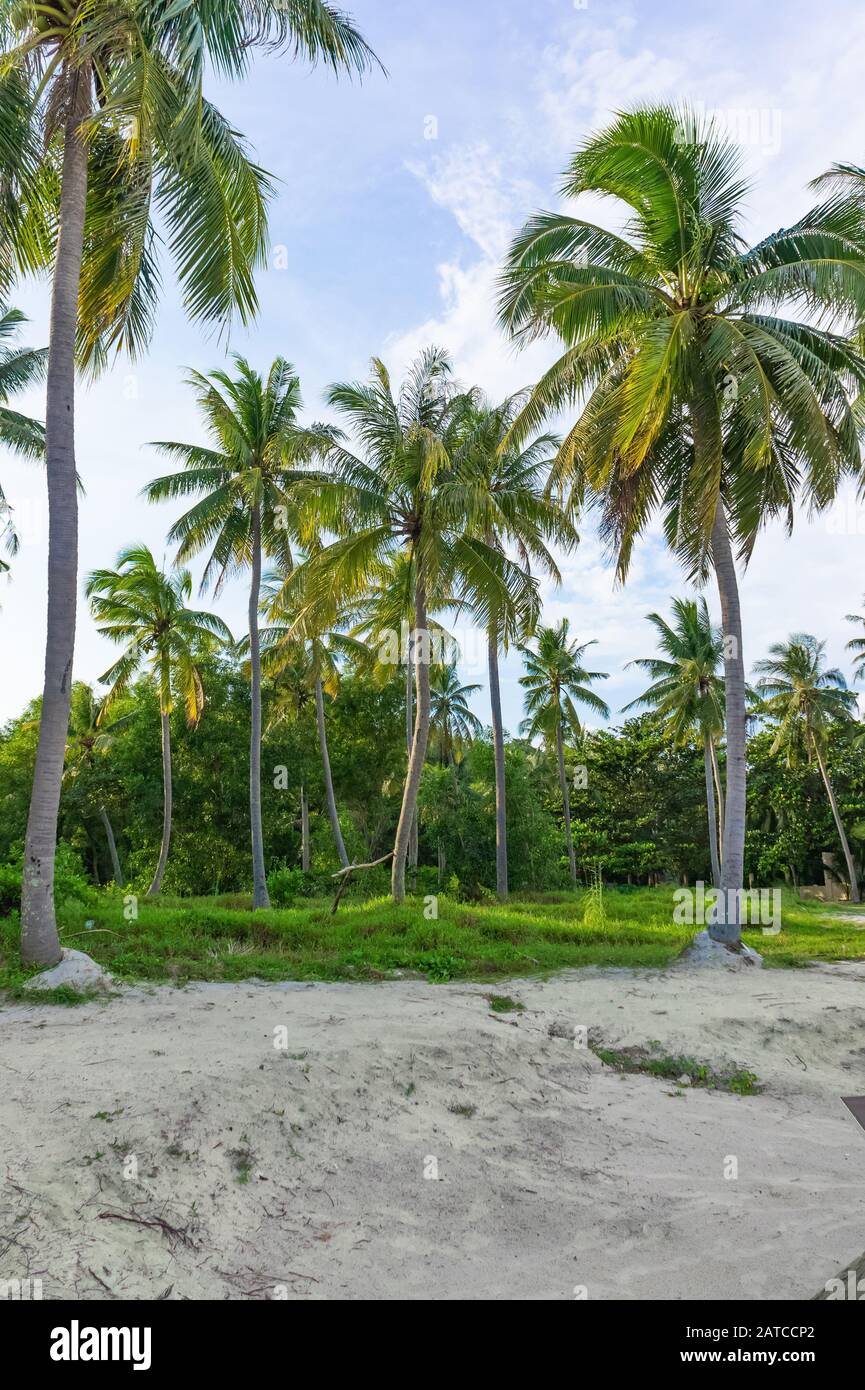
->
[
  {"left": 812, "top": 1248, "right": 865, "bottom": 1299},
  {"left": 330, "top": 851, "right": 393, "bottom": 914},
  {"left": 97, "top": 1208, "right": 197, "bottom": 1251}
]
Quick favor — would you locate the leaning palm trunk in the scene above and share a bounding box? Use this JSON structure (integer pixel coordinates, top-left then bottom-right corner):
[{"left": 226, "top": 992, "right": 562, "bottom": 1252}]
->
[
  {"left": 703, "top": 734, "right": 722, "bottom": 889},
  {"left": 147, "top": 711, "right": 172, "bottom": 895},
  {"left": 99, "top": 806, "right": 124, "bottom": 888},
  {"left": 392, "top": 577, "right": 431, "bottom": 902},
  {"left": 710, "top": 500, "right": 746, "bottom": 944},
  {"left": 249, "top": 502, "right": 270, "bottom": 909},
  {"left": 314, "top": 675, "right": 349, "bottom": 868},
  {"left": 405, "top": 643, "right": 419, "bottom": 888},
  {"left": 488, "top": 626, "right": 508, "bottom": 899},
  {"left": 21, "top": 73, "right": 90, "bottom": 966},
  {"left": 555, "top": 719, "right": 577, "bottom": 885},
  {"left": 709, "top": 736, "right": 725, "bottom": 861},
  {"left": 814, "top": 745, "right": 860, "bottom": 903}
]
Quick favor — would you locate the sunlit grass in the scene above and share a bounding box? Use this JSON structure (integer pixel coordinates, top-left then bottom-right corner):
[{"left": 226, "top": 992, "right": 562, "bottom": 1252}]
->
[{"left": 2, "top": 886, "right": 864, "bottom": 996}]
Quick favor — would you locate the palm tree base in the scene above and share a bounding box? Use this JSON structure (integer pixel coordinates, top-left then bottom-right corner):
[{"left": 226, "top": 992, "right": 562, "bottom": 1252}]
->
[{"left": 685, "top": 929, "right": 762, "bottom": 968}]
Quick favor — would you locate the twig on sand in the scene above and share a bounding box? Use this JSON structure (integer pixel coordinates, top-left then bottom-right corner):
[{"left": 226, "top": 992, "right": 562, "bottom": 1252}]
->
[
  {"left": 97, "top": 1208, "right": 197, "bottom": 1250},
  {"left": 330, "top": 851, "right": 394, "bottom": 915}
]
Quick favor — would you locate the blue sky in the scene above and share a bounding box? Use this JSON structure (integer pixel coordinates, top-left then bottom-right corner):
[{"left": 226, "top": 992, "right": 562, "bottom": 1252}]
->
[{"left": 3, "top": 0, "right": 865, "bottom": 736}]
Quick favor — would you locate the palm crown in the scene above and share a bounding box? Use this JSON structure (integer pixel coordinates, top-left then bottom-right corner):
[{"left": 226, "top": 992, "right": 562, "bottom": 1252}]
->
[
  {"left": 500, "top": 103, "right": 865, "bottom": 578},
  {"left": 625, "top": 596, "right": 724, "bottom": 743},
  {"left": 520, "top": 620, "right": 609, "bottom": 741},
  {"left": 85, "top": 543, "right": 232, "bottom": 721},
  {"left": 429, "top": 660, "right": 482, "bottom": 764},
  {"left": 754, "top": 634, "right": 857, "bottom": 766}
]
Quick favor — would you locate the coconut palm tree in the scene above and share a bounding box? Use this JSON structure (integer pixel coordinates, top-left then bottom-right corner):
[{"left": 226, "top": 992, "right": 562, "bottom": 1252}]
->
[
  {"left": 845, "top": 599, "right": 865, "bottom": 682},
  {"left": 63, "top": 681, "right": 130, "bottom": 886},
  {"left": 519, "top": 621, "right": 609, "bottom": 883},
  {"left": 85, "top": 545, "right": 232, "bottom": 895},
  {"left": 754, "top": 634, "right": 860, "bottom": 903},
  {"left": 429, "top": 661, "right": 482, "bottom": 766},
  {"left": 500, "top": 103, "right": 865, "bottom": 942},
  {"left": 256, "top": 563, "right": 373, "bottom": 869},
  {"left": 145, "top": 357, "right": 327, "bottom": 908},
  {"left": 284, "top": 350, "right": 536, "bottom": 902},
  {"left": 447, "top": 391, "right": 574, "bottom": 898},
  {"left": 0, "top": 305, "right": 47, "bottom": 575},
  {"left": 625, "top": 597, "right": 725, "bottom": 887},
  {"left": 10, "top": 1, "right": 380, "bottom": 965}
]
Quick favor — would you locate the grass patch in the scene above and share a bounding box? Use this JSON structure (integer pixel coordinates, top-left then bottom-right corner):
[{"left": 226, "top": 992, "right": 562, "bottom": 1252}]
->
[
  {"left": 485, "top": 993, "right": 525, "bottom": 1013},
  {"left": 1, "top": 887, "right": 864, "bottom": 997},
  {"left": 447, "top": 1101, "right": 477, "bottom": 1117},
  {"left": 592, "top": 1042, "right": 761, "bottom": 1095}
]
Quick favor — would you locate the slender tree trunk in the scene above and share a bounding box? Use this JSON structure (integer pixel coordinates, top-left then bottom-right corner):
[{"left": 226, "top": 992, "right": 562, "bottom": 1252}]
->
[
  {"left": 99, "top": 805, "right": 124, "bottom": 888},
  {"left": 815, "top": 746, "right": 860, "bottom": 903},
  {"left": 556, "top": 719, "right": 577, "bottom": 885},
  {"left": 405, "top": 638, "right": 419, "bottom": 889},
  {"left": 709, "top": 736, "right": 725, "bottom": 863},
  {"left": 488, "top": 625, "right": 508, "bottom": 900},
  {"left": 20, "top": 71, "right": 90, "bottom": 966},
  {"left": 704, "top": 734, "right": 722, "bottom": 889},
  {"left": 249, "top": 501, "right": 270, "bottom": 909},
  {"left": 315, "top": 675, "right": 349, "bottom": 868},
  {"left": 392, "top": 575, "right": 431, "bottom": 902},
  {"left": 711, "top": 499, "right": 746, "bottom": 944},
  {"left": 300, "top": 783, "right": 310, "bottom": 871},
  {"left": 147, "top": 711, "right": 173, "bottom": 895}
]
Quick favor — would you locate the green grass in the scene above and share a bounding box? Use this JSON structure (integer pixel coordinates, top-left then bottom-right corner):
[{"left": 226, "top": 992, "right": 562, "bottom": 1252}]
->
[
  {"left": 1, "top": 886, "right": 864, "bottom": 996},
  {"left": 592, "top": 1044, "right": 762, "bottom": 1095}
]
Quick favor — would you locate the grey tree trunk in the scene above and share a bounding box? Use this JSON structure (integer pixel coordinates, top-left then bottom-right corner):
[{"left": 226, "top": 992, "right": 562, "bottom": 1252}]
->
[
  {"left": 704, "top": 734, "right": 722, "bottom": 889},
  {"left": 709, "top": 736, "right": 725, "bottom": 862},
  {"left": 710, "top": 499, "right": 746, "bottom": 944},
  {"left": 21, "top": 72, "right": 90, "bottom": 966},
  {"left": 815, "top": 745, "right": 860, "bottom": 903},
  {"left": 404, "top": 637, "right": 418, "bottom": 889},
  {"left": 147, "top": 710, "right": 172, "bottom": 895},
  {"left": 300, "top": 783, "right": 310, "bottom": 871},
  {"left": 488, "top": 626, "right": 508, "bottom": 899},
  {"left": 99, "top": 805, "right": 124, "bottom": 888},
  {"left": 315, "top": 674, "right": 349, "bottom": 868},
  {"left": 556, "top": 719, "right": 577, "bottom": 884},
  {"left": 392, "top": 576, "right": 431, "bottom": 902},
  {"left": 249, "top": 501, "right": 270, "bottom": 909}
]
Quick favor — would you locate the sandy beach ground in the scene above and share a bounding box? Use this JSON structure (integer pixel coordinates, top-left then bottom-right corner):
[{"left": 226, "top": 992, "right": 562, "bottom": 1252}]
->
[{"left": 3, "top": 958, "right": 865, "bottom": 1301}]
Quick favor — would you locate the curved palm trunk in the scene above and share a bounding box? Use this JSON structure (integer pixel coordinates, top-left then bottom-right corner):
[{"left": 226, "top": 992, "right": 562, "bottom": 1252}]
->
[
  {"left": 703, "top": 734, "right": 722, "bottom": 889},
  {"left": 392, "top": 576, "right": 431, "bottom": 902},
  {"left": 815, "top": 745, "right": 860, "bottom": 903},
  {"left": 249, "top": 501, "right": 270, "bottom": 909},
  {"left": 21, "top": 74, "right": 90, "bottom": 966},
  {"left": 315, "top": 675, "right": 349, "bottom": 868},
  {"left": 99, "top": 806, "right": 124, "bottom": 888},
  {"left": 405, "top": 642, "right": 418, "bottom": 888},
  {"left": 488, "top": 626, "right": 508, "bottom": 899},
  {"left": 147, "top": 711, "right": 172, "bottom": 896},
  {"left": 709, "top": 736, "right": 725, "bottom": 862},
  {"left": 556, "top": 719, "right": 577, "bottom": 885},
  {"left": 711, "top": 500, "right": 746, "bottom": 944}
]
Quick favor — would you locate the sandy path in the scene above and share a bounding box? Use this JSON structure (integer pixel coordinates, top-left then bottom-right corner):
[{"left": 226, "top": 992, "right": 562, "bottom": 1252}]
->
[{"left": 2, "top": 960, "right": 865, "bottom": 1301}]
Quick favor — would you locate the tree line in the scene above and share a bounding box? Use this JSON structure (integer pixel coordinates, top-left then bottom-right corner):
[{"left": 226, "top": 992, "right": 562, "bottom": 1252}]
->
[{"left": 3, "top": 2, "right": 865, "bottom": 964}]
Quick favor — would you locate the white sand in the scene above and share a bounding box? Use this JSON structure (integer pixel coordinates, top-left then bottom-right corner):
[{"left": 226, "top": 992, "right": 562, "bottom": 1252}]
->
[{"left": 3, "top": 959, "right": 865, "bottom": 1301}]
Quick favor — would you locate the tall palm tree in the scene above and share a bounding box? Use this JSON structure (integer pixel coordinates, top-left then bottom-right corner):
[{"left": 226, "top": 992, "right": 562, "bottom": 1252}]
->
[
  {"left": 286, "top": 350, "right": 534, "bottom": 902},
  {"left": 85, "top": 545, "right": 232, "bottom": 895},
  {"left": 0, "top": 305, "right": 47, "bottom": 576},
  {"left": 145, "top": 357, "right": 324, "bottom": 908},
  {"left": 625, "top": 597, "right": 725, "bottom": 887},
  {"left": 257, "top": 563, "right": 372, "bottom": 869},
  {"left": 500, "top": 103, "right": 865, "bottom": 943},
  {"left": 845, "top": 598, "right": 865, "bottom": 682},
  {"left": 447, "top": 391, "right": 574, "bottom": 898},
  {"left": 429, "top": 661, "right": 482, "bottom": 765},
  {"left": 63, "top": 681, "right": 130, "bottom": 886},
  {"left": 10, "top": 0, "right": 380, "bottom": 964},
  {"left": 754, "top": 634, "right": 860, "bottom": 903},
  {"left": 519, "top": 620, "right": 609, "bottom": 883}
]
